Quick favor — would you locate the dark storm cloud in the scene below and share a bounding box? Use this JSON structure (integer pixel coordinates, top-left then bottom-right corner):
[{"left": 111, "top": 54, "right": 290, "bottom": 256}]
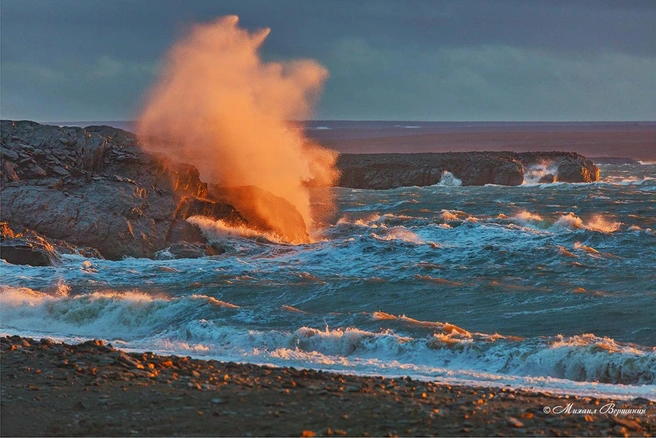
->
[{"left": 2, "top": 0, "right": 655, "bottom": 121}]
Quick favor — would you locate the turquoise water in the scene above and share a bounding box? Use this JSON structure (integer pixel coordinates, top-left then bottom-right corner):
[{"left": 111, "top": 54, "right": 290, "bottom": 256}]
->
[{"left": 2, "top": 163, "right": 655, "bottom": 399}]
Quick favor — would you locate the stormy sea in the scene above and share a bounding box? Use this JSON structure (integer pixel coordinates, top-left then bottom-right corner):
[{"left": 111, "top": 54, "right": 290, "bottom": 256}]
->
[{"left": 2, "top": 147, "right": 655, "bottom": 401}]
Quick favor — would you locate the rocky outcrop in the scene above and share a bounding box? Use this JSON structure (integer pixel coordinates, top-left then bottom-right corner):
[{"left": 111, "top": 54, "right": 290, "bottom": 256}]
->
[
  {"left": 0, "top": 121, "right": 244, "bottom": 260},
  {"left": 336, "top": 151, "right": 599, "bottom": 189},
  {"left": 0, "top": 222, "right": 62, "bottom": 266},
  {"left": 517, "top": 152, "right": 600, "bottom": 183},
  {"left": 590, "top": 157, "right": 640, "bottom": 165},
  {"left": 0, "top": 120, "right": 311, "bottom": 261}
]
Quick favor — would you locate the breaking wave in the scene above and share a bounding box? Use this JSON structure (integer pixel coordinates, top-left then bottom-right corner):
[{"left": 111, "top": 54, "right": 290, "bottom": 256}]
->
[
  {"left": 554, "top": 213, "right": 622, "bottom": 233},
  {"left": 187, "top": 216, "right": 287, "bottom": 244},
  {"left": 523, "top": 162, "right": 559, "bottom": 184},
  {"left": 2, "top": 287, "right": 654, "bottom": 390},
  {"left": 436, "top": 171, "right": 462, "bottom": 187}
]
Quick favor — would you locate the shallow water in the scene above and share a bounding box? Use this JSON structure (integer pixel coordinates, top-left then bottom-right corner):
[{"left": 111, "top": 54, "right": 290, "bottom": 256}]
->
[{"left": 2, "top": 164, "right": 655, "bottom": 399}]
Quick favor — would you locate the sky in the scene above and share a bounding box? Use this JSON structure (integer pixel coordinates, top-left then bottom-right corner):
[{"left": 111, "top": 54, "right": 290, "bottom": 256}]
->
[{"left": 1, "top": 0, "right": 655, "bottom": 122}]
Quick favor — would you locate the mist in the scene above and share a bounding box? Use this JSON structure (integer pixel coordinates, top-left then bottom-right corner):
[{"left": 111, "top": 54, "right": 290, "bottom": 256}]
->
[{"left": 138, "top": 16, "right": 338, "bottom": 242}]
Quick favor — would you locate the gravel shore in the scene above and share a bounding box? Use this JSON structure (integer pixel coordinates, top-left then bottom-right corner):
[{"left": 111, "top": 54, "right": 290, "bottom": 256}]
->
[{"left": 1, "top": 335, "right": 653, "bottom": 436}]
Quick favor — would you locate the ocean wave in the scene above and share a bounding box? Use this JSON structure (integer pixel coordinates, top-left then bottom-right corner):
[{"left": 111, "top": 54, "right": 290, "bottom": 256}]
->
[
  {"left": 170, "top": 319, "right": 656, "bottom": 386},
  {"left": 523, "top": 162, "right": 559, "bottom": 185},
  {"left": 187, "top": 216, "right": 286, "bottom": 244},
  {"left": 435, "top": 171, "right": 462, "bottom": 187},
  {"left": 371, "top": 228, "right": 426, "bottom": 245},
  {"left": 504, "top": 210, "right": 622, "bottom": 234},
  {"left": 554, "top": 213, "right": 622, "bottom": 233},
  {"left": 3, "top": 287, "right": 653, "bottom": 386},
  {"left": 0, "top": 286, "right": 239, "bottom": 340}
]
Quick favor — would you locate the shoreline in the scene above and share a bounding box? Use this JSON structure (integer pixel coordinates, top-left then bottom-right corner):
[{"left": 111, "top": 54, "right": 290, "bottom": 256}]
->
[{"left": 2, "top": 335, "right": 653, "bottom": 436}]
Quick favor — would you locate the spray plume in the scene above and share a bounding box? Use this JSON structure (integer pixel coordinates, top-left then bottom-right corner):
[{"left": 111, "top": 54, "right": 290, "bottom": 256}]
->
[{"left": 138, "top": 16, "right": 338, "bottom": 243}]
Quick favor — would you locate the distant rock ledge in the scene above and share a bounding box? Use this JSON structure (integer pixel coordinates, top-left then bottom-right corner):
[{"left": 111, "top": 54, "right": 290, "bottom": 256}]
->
[
  {"left": 1, "top": 120, "right": 599, "bottom": 265},
  {"left": 336, "top": 152, "right": 599, "bottom": 189}
]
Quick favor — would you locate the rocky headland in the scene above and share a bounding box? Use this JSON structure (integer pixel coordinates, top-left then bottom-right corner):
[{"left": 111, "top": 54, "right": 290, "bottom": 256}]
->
[
  {"left": 0, "top": 120, "right": 307, "bottom": 264},
  {"left": 1, "top": 120, "right": 599, "bottom": 265}
]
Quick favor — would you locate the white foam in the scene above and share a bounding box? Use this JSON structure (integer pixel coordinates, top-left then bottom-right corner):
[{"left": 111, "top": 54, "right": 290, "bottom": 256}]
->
[
  {"left": 554, "top": 213, "right": 622, "bottom": 233},
  {"left": 0, "top": 286, "right": 239, "bottom": 340},
  {"left": 3, "top": 287, "right": 653, "bottom": 396},
  {"left": 523, "top": 162, "right": 559, "bottom": 185},
  {"left": 187, "top": 216, "right": 285, "bottom": 243},
  {"left": 436, "top": 171, "right": 462, "bottom": 187}
]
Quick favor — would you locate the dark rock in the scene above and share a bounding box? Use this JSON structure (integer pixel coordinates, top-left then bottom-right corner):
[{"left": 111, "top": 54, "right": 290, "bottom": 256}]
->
[
  {"left": 337, "top": 152, "right": 525, "bottom": 188},
  {"left": 52, "top": 166, "right": 69, "bottom": 176},
  {"left": 556, "top": 158, "right": 600, "bottom": 183},
  {"left": 538, "top": 174, "right": 556, "bottom": 183},
  {"left": 517, "top": 151, "right": 599, "bottom": 183},
  {"left": 590, "top": 156, "right": 640, "bottom": 165},
  {"left": 0, "top": 146, "right": 19, "bottom": 161},
  {"left": 0, "top": 222, "right": 62, "bottom": 266},
  {"left": 337, "top": 151, "right": 599, "bottom": 188},
  {"left": 0, "top": 121, "right": 215, "bottom": 259}
]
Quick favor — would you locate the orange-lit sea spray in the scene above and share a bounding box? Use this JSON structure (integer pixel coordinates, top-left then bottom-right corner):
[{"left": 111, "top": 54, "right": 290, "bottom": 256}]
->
[{"left": 138, "top": 16, "right": 338, "bottom": 242}]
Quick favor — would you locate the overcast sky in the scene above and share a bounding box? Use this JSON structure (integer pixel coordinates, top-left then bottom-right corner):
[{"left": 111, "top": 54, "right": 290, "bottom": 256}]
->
[{"left": 2, "top": 0, "right": 655, "bottom": 121}]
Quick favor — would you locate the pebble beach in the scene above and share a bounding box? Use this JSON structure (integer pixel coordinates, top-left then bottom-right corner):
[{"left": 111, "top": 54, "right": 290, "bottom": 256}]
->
[{"left": 1, "top": 335, "right": 653, "bottom": 437}]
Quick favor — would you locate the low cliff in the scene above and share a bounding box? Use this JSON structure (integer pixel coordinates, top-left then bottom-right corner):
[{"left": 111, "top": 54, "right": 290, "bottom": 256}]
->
[
  {"left": 0, "top": 120, "right": 306, "bottom": 262},
  {"left": 336, "top": 151, "right": 599, "bottom": 189}
]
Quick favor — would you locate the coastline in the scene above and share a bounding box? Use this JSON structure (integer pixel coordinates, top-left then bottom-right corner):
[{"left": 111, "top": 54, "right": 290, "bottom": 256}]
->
[{"left": 2, "top": 335, "right": 653, "bottom": 437}]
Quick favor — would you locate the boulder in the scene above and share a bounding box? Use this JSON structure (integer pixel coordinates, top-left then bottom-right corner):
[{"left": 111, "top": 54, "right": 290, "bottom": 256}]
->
[
  {"left": 0, "top": 222, "right": 62, "bottom": 266},
  {"left": 556, "top": 159, "right": 600, "bottom": 183}
]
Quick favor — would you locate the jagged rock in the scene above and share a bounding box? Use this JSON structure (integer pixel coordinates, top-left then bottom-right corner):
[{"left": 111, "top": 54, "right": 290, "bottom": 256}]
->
[
  {"left": 0, "top": 121, "right": 223, "bottom": 259},
  {"left": 0, "top": 222, "right": 62, "bottom": 266}
]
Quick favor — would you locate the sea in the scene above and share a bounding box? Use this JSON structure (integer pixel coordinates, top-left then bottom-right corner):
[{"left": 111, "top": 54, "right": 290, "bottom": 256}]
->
[{"left": 1, "top": 123, "right": 655, "bottom": 401}]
